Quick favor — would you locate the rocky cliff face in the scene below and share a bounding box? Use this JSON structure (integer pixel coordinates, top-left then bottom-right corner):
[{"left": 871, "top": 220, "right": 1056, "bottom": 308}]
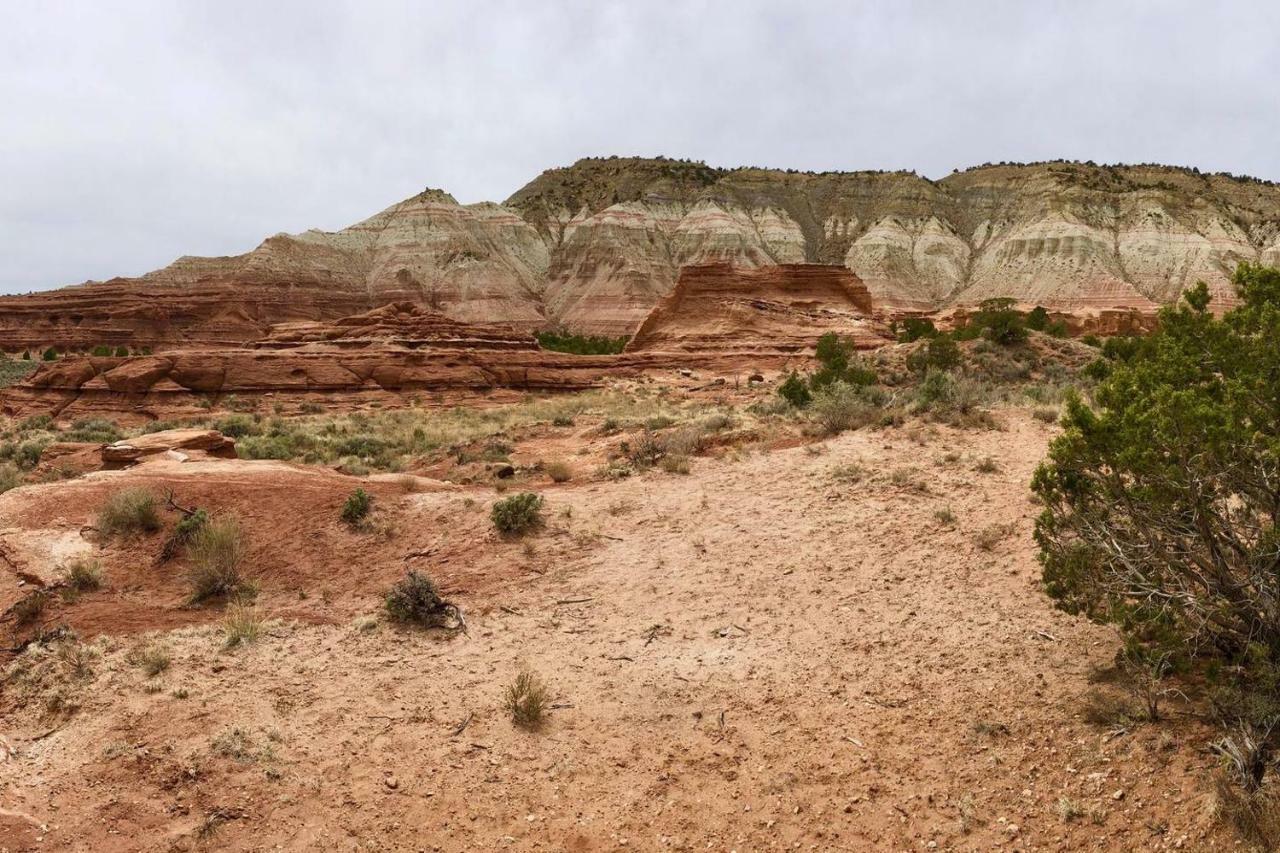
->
[
  {"left": 626, "top": 263, "right": 888, "bottom": 355},
  {"left": 5, "top": 159, "right": 1280, "bottom": 349}
]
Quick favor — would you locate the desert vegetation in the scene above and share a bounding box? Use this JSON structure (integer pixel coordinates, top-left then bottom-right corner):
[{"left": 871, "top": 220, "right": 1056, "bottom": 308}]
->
[{"left": 1034, "top": 266, "right": 1280, "bottom": 841}]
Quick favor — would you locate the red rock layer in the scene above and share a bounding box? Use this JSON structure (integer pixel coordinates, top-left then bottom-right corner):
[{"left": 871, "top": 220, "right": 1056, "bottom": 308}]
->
[
  {"left": 626, "top": 263, "right": 890, "bottom": 354},
  {"left": 0, "top": 281, "right": 374, "bottom": 353}
]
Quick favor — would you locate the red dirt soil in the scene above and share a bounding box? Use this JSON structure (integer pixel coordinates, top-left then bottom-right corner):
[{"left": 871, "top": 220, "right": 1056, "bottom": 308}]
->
[{"left": 0, "top": 410, "right": 1229, "bottom": 851}]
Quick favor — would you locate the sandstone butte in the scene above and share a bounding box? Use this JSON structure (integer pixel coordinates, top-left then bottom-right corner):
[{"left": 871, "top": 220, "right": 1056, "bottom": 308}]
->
[{"left": 1, "top": 158, "right": 1279, "bottom": 353}]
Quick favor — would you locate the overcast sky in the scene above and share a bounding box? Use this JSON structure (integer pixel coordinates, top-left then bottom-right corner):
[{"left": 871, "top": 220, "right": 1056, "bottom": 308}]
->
[{"left": 1, "top": 0, "right": 1276, "bottom": 294}]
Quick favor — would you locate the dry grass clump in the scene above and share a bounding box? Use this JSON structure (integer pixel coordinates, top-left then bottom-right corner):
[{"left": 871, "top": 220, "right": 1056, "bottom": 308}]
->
[
  {"left": 222, "top": 602, "right": 263, "bottom": 648},
  {"left": 974, "top": 522, "right": 1016, "bottom": 551},
  {"left": 1213, "top": 776, "right": 1280, "bottom": 850},
  {"left": 1056, "top": 797, "right": 1084, "bottom": 823},
  {"left": 974, "top": 456, "right": 1000, "bottom": 474},
  {"left": 97, "top": 488, "right": 161, "bottom": 537},
  {"left": 544, "top": 460, "right": 573, "bottom": 483},
  {"left": 11, "top": 589, "right": 50, "bottom": 627},
  {"left": 185, "top": 515, "right": 250, "bottom": 604},
  {"left": 809, "top": 381, "right": 885, "bottom": 435},
  {"left": 63, "top": 558, "right": 103, "bottom": 593},
  {"left": 127, "top": 641, "right": 172, "bottom": 677},
  {"left": 0, "top": 462, "right": 20, "bottom": 494},
  {"left": 503, "top": 670, "right": 551, "bottom": 730}
]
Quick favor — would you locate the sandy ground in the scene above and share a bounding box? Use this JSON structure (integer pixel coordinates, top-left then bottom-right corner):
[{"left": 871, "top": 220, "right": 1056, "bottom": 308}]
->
[{"left": 0, "top": 411, "right": 1230, "bottom": 851}]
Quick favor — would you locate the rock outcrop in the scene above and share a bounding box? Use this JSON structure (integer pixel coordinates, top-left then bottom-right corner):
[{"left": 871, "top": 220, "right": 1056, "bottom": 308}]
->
[
  {"left": 626, "top": 264, "right": 889, "bottom": 354},
  {"left": 5, "top": 158, "right": 1280, "bottom": 349}
]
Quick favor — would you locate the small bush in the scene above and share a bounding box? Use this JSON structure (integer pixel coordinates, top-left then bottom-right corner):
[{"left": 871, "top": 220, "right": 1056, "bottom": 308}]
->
[
  {"left": 97, "top": 488, "right": 161, "bottom": 537},
  {"left": 214, "top": 414, "right": 258, "bottom": 438},
  {"left": 491, "top": 492, "right": 544, "bottom": 535},
  {"left": 907, "top": 336, "right": 961, "bottom": 374},
  {"left": 64, "top": 418, "right": 123, "bottom": 443},
  {"left": 544, "top": 461, "right": 573, "bottom": 483},
  {"left": 503, "top": 670, "right": 551, "bottom": 730},
  {"left": 341, "top": 489, "right": 372, "bottom": 526},
  {"left": 383, "top": 570, "right": 460, "bottom": 628},
  {"left": 1032, "top": 406, "right": 1060, "bottom": 424},
  {"left": 659, "top": 454, "right": 691, "bottom": 474},
  {"left": 810, "top": 381, "right": 882, "bottom": 435},
  {"left": 185, "top": 516, "right": 249, "bottom": 603},
  {"left": 222, "top": 603, "right": 262, "bottom": 648},
  {"left": 777, "top": 372, "right": 812, "bottom": 408},
  {"left": 535, "top": 331, "right": 628, "bottom": 355}
]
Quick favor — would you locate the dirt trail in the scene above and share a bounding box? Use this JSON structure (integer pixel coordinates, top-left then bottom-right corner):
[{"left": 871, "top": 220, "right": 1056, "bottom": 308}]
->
[{"left": 0, "top": 413, "right": 1225, "bottom": 851}]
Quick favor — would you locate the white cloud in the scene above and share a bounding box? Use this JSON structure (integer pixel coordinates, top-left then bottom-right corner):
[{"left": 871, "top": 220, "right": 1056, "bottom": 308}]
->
[{"left": 1, "top": 0, "right": 1276, "bottom": 292}]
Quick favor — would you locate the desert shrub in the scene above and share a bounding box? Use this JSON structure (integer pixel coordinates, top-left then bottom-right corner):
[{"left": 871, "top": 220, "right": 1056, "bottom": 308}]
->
[
  {"left": 777, "top": 371, "right": 812, "bottom": 408},
  {"left": 895, "top": 317, "right": 938, "bottom": 342},
  {"left": 114, "top": 346, "right": 129, "bottom": 357},
  {"left": 214, "top": 414, "right": 258, "bottom": 438},
  {"left": 1081, "top": 334, "right": 1102, "bottom": 348},
  {"left": 91, "top": 344, "right": 112, "bottom": 357},
  {"left": 1034, "top": 268, "right": 1280, "bottom": 794},
  {"left": 659, "top": 454, "right": 691, "bottom": 474},
  {"left": 1032, "top": 406, "right": 1060, "bottom": 424},
  {"left": 906, "top": 335, "right": 961, "bottom": 374},
  {"left": 42, "top": 347, "right": 58, "bottom": 361},
  {"left": 222, "top": 603, "right": 262, "bottom": 648},
  {"left": 0, "top": 463, "right": 20, "bottom": 494},
  {"left": 97, "top": 488, "right": 161, "bottom": 537},
  {"left": 383, "top": 570, "right": 460, "bottom": 628},
  {"left": 185, "top": 516, "right": 249, "bottom": 603},
  {"left": 503, "top": 670, "right": 550, "bottom": 730},
  {"left": 139, "top": 419, "right": 177, "bottom": 434},
  {"left": 491, "top": 492, "right": 543, "bottom": 535},
  {"left": 809, "top": 381, "right": 882, "bottom": 435},
  {"left": 341, "top": 489, "right": 372, "bottom": 525},
  {"left": 624, "top": 430, "right": 666, "bottom": 469},
  {"left": 811, "top": 333, "right": 877, "bottom": 389},
  {"left": 534, "top": 331, "right": 628, "bottom": 355},
  {"left": 1214, "top": 775, "right": 1280, "bottom": 849},
  {"left": 544, "top": 461, "right": 573, "bottom": 483},
  {"left": 957, "top": 297, "right": 1029, "bottom": 346},
  {"left": 64, "top": 418, "right": 122, "bottom": 443}
]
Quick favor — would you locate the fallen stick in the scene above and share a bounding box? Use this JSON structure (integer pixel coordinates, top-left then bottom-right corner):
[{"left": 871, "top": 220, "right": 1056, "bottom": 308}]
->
[
  {"left": 556, "top": 597, "right": 594, "bottom": 605},
  {"left": 449, "top": 712, "right": 473, "bottom": 737}
]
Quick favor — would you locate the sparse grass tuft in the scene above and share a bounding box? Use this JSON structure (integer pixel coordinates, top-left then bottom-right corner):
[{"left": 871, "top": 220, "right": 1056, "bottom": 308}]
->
[
  {"left": 185, "top": 516, "right": 250, "bottom": 604},
  {"left": 1057, "top": 797, "right": 1084, "bottom": 823},
  {"left": 128, "top": 641, "right": 172, "bottom": 677},
  {"left": 12, "top": 589, "right": 50, "bottom": 626},
  {"left": 544, "top": 460, "right": 573, "bottom": 483},
  {"left": 63, "top": 558, "right": 103, "bottom": 592},
  {"left": 1213, "top": 775, "right": 1280, "bottom": 849},
  {"left": 222, "top": 602, "right": 263, "bottom": 648},
  {"left": 0, "top": 462, "right": 20, "bottom": 494},
  {"left": 934, "top": 506, "right": 957, "bottom": 526},
  {"left": 97, "top": 488, "right": 161, "bottom": 537},
  {"left": 491, "top": 492, "right": 544, "bottom": 536},
  {"left": 974, "top": 522, "right": 1016, "bottom": 551},
  {"left": 503, "top": 670, "right": 550, "bottom": 730},
  {"left": 974, "top": 456, "right": 1000, "bottom": 474}
]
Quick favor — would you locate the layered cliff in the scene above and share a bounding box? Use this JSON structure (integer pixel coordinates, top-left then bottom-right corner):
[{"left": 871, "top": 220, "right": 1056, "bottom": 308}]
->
[
  {"left": 5, "top": 158, "right": 1280, "bottom": 348},
  {"left": 626, "top": 263, "right": 888, "bottom": 354}
]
